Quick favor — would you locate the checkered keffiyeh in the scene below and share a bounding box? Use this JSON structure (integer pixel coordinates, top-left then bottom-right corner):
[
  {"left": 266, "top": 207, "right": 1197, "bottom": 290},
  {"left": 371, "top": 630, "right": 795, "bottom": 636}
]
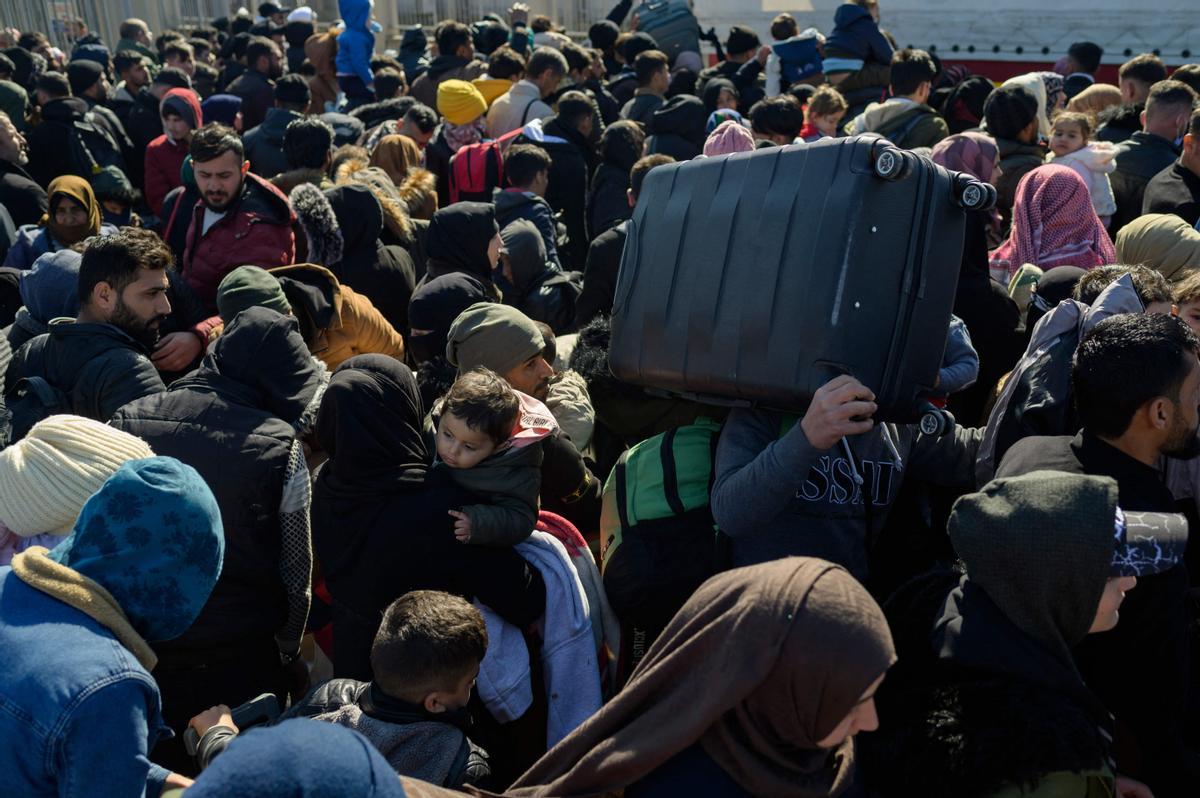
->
[{"left": 989, "top": 164, "right": 1116, "bottom": 281}]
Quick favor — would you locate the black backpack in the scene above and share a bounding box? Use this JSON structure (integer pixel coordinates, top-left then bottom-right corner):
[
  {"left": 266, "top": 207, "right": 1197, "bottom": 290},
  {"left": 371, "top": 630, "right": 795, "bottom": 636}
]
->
[
  {"left": 6, "top": 376, "right": 71, "bottom": 444},
  {"left": 65, "top": 115, "right": 124, "bottom": 180}
]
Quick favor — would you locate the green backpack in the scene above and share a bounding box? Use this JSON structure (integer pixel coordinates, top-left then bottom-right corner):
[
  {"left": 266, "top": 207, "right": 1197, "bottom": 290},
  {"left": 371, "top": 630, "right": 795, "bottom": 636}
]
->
[{"left": 600, "top": 417, "right": 727, "bottom": 682}]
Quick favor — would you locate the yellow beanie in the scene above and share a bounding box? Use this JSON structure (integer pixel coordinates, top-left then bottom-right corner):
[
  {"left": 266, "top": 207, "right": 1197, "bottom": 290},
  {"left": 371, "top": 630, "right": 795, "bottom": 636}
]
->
[
  {"left": 437, "top": 79, "right": 487, "bottom": 126},
  {"left": 473, "top": 77, "right": 514, "bottom": 107},
  {"left": 0, "top": 415, "right": 155, "bottom": 536}
]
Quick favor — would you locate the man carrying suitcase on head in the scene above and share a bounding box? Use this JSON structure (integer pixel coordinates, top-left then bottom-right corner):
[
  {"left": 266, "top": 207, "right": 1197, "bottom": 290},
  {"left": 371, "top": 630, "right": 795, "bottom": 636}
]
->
[{"left": 710, "top": 374, "right": 981, "bottom": 584}]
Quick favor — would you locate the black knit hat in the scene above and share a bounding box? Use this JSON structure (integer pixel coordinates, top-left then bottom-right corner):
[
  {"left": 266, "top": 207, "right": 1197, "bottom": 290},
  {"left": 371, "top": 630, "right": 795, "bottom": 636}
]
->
[
  {"left": 66, "top": 59, "right": 104, "bottom": 96},
  {"left": 274, "top": 73, "right": 310, "bottom": 106},
  {"left": 153, "top": 66, "right": 192, "bottom": 89},
  {"left": 726, "top": 25, "right": 760, "bottom": 56},
  {"left": 983, "top": 84, "right": 1038, "bottom": 140},
  {"left": 622, "top": 32, "right": 658, "bottom": 63},
  {"left": 589, "top": 20, "right": 620, "bottom": 51}
]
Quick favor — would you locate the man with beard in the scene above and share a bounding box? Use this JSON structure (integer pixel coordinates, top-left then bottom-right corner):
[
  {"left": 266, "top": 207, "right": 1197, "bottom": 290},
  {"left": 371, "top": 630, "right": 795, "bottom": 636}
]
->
[
  {"left": 182, "top": 123, "right": 295, "bottom": 312},
  {"left": 0, "top": 110, "right": 46, "bottom": 227},
  {"left": 228, "top": 36, "right": 284, "bottom": 133},
  {"left": 998, "top": 312, "right": 1200, "bottom": 796},
  {"left": 5, "top": 229, "right": 168, "bottom": 436}
]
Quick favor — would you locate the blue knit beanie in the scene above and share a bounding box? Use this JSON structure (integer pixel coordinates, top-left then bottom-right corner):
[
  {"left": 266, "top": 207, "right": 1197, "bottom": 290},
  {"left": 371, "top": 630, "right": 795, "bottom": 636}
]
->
[
  {"left": 48, "top": 457, "right": 224, "bottom": 642},
  {"left": 21, "top": 250, "right": 81, "bottom": 323}
]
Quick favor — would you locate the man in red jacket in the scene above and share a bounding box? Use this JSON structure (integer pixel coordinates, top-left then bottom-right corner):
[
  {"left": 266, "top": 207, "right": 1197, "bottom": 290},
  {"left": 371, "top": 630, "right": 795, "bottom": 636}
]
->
[{"left": 182, "top": 123, "right": 296, "bottom": 312}]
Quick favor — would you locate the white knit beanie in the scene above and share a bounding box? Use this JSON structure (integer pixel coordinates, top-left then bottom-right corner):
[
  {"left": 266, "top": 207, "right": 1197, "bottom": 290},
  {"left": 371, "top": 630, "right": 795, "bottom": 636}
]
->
[{"left": 0, "top": 415, "right": 154, "bottom": 537}]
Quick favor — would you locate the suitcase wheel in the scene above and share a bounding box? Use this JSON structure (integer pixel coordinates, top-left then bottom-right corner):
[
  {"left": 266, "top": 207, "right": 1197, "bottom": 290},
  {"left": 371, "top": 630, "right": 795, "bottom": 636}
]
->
[
  {"left": 956, "top": 178, "right": 998, "bottom": 211},
  {"left": 872, "top": 147, "right": 912, "bottom": 181},
  {"left": 918, "top": 406, "right": 955, "bottom": 437}
]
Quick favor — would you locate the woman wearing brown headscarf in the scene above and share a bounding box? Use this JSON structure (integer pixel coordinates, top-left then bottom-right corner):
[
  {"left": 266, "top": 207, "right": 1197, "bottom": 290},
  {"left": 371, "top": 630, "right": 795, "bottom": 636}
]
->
[
  {"left": 506, "top": 557, "right": 896, "bottom": 798},
  {"left": 3, "top": 175, "right": 115, "bottom": 269},
  {"left": 369, "top": 134, "right": 439, "bottom": 221}
]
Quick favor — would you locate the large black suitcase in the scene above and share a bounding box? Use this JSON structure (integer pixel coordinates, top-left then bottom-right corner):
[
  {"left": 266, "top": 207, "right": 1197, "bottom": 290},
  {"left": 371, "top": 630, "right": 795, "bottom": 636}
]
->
[{"left": 609, "top": 135, "right": 995, "bottom": 426}]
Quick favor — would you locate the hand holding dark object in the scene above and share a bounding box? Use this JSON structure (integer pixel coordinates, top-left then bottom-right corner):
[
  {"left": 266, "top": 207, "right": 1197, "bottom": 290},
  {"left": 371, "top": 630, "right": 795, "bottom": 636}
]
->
[
  {"left": 189, "top": 705, "right": 238, "bottom": 739},
  {"left": 283, "top": 656, "right": 310, "bottom": 704},
  {"left": 799, "top": 375, "right": 877, "bottom": 451},
  {"left": 700, "top": 26, "right": 720, "bottom": 44},
  {"left": 152, "top": 331, "right": 203, "bottom": 372}
]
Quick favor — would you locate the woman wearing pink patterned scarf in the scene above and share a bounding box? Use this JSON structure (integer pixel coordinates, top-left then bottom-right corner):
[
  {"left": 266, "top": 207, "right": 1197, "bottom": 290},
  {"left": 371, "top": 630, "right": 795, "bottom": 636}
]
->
[
  {"left": 932, "top": 131, "right": 1003, "bottom": 237},
  {"left": 988, "top": 164, "right": 1116, "bottom": 284}
]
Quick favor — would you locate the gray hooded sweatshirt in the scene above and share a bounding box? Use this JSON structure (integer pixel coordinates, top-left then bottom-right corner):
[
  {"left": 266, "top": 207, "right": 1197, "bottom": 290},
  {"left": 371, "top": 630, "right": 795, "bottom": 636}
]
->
[{"left": 712, "top": 411, "right": 981, "bottom": 578}]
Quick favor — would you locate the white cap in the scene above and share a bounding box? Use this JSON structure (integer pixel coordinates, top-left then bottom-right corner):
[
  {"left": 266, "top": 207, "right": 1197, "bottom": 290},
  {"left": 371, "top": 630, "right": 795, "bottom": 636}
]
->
[{"left": 287, "top": 6, "right": 316, "bottom": 23}]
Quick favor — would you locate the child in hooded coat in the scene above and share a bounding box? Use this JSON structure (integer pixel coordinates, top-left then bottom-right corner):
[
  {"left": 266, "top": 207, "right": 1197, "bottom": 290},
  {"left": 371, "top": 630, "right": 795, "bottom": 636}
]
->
[
  {"left": 1046, "top": 111, "right": 1117, "bottom": 226},
  {"left": 436, "top": 368, "right": 556, "bottom": 546},
  {"left": 335, "top": 0, "right": 381, "bottom": 111}
]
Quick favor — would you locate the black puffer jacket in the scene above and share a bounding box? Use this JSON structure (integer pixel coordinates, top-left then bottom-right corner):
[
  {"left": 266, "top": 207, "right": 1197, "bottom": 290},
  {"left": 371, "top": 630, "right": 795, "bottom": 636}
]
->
[
  {"left": 6, "top": 320, "right": 164, "bottom": 427},
  {"left": 109, "top": 307, "right": 322, "bottom": 651}
]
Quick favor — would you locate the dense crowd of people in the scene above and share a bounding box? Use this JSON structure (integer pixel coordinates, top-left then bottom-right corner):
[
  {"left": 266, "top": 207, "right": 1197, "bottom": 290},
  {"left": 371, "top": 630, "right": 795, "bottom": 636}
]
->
[{"left": 2, "top": 0, "right": 1200, "bottom": 795}]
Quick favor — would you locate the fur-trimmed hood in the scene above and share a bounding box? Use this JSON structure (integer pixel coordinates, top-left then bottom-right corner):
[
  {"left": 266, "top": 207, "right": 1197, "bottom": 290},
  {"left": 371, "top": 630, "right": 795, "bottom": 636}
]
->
[
  {"left": 396, "top": 167, "right": 438, "bottom": 220},
  {"left": 289, "top": 183, "right": 345, "bottom": 269},
  {"left": 332, "top": 155, "right": 415, "bottom": 243}
]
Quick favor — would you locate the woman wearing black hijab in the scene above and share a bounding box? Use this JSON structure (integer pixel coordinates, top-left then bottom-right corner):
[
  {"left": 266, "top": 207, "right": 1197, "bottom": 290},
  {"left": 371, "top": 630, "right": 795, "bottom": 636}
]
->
[
  {"left": 406, "top": 272, "right": 494, "bottom": 410},
  {"left": 311, "top": 355, "right": 545, "bottom": 680},
  {"left": 421, "top": 202, "right": 502, "bottom": 296},
  {"left": 859, "top": 472, "right": 1181, "bottom": 798},
  {"left": 319, "top": 183, "right": 418, "bottom": 334}
]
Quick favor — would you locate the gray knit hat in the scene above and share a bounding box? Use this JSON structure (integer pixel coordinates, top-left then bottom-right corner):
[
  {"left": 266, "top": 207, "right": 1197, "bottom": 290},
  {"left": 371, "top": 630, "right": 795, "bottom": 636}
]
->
[
  {"left": 446, "top": 302, "right": 545, "bottom": 374},
  {"left": 216, "top": 265, "right": 292, "bottom": 324}
]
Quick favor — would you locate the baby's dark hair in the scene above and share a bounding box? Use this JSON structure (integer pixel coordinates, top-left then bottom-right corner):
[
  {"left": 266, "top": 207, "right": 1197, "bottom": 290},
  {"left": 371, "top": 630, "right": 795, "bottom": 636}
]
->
[
  {"left": 1052, "top": 110, "right": 1093, "bottom": 139},
  {"left": 443, "top": 368, "right": 520, "bottom": 446},
  {"left": 535, "top": 321, "right": 557, "bottom": 365},
  {"left": 371, "top": 590, "right": 488, "bottom": 703}
]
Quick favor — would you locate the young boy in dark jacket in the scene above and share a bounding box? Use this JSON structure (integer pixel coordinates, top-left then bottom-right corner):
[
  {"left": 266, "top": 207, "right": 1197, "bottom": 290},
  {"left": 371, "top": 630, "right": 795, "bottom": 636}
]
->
[
  {"left": 188, "top": 591, "right": 493, "bottom": 789},
  {"left": 494, "top": 144, "right": 562, "bottom": 270}
]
